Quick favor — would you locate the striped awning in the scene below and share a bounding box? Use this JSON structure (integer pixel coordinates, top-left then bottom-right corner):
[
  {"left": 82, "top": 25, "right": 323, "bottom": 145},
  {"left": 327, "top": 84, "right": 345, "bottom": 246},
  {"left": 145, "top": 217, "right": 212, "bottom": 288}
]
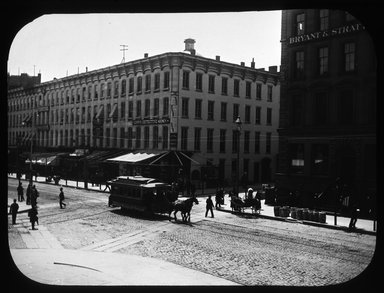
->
[
  {"left": 25, "top": 153, "right": 60, "bottom": 165},
  {"left": 107, "top": 151, "right": 165, "bottom": 163}
]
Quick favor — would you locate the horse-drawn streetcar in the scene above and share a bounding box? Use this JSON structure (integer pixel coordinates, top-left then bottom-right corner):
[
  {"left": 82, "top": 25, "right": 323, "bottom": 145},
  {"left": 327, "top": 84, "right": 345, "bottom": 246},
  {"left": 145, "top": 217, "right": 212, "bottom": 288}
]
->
[
  {"left": 108, "top": 176, "right": 177, "bottom": 214},
  {"left": 108, "top": 176, "right": 199, "bottom": 222}
]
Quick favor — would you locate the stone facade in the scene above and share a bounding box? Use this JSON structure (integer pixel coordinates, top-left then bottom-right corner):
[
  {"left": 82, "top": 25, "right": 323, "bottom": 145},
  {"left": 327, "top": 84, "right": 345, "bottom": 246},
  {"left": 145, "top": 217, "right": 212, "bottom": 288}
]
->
[
  {"left": 277, "top": 9, "right": 376, "bottom": 211},
  {"left": 8, "top": 44, "right": 280, "bottom": 185}
]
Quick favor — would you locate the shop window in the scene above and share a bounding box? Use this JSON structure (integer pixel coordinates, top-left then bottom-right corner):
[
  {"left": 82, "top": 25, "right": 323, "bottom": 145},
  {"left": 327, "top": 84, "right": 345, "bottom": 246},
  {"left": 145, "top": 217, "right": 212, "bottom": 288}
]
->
[
  {"left": 311, "top": 144, "right": 329, "bottom": 175},
  {"left": 289, "top": 144, "right": 305, "bottom": 174}
]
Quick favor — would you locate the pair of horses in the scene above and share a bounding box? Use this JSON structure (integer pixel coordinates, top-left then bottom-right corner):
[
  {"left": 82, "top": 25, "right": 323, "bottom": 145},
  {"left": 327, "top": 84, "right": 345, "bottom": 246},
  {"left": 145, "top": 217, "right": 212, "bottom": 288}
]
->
[{"left": 168, "top": 196, "right": 199, "bottom": 222}]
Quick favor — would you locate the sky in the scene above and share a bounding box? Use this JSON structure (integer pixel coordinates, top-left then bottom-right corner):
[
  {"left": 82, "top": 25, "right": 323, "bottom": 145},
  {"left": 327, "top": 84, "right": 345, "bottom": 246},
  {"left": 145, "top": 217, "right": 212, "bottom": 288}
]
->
[{"left": 7, "top": 11, "right": 282, "bottom": 83}]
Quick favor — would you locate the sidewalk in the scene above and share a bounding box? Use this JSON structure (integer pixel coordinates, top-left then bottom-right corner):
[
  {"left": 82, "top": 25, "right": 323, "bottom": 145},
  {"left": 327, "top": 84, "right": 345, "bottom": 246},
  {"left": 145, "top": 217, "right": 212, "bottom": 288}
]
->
[
  {"left": 216, "top": 193, "right": 377, "bottom": 236},
  {"left": 8, "top": 174, "right": 377, "bottom": 235},
  {"left": 10, "top": 248, "right": 239, "bottom": 285}
]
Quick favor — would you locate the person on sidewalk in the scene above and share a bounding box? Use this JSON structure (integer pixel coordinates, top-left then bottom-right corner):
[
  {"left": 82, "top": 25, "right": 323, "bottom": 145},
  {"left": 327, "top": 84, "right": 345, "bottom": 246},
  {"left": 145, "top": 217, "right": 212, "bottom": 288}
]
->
[
  {"left": 17, "top": 182, "right": 24, "bottom": 202},
  {"left": 59, "top": 187, "right": 67, "bottom": 209},
  {"left": 215, "top": 188, "right": 224, "bottom": 209},
  {"left": 31, "top": 185, "right": 39, "bottom": 207},
  {"left": 9, "top": 199, "right": 19, "bottom": 225},
  {"left": 28, "top": 205, "right": 38, "bottom": 230},
  {"left": 349, "top": 203, "right": 359, "bottom": 231},
  {"left": 205, "top": 195, "right": 214, "bottom": 218},
  {"left": 26, "top": 183, "right": 32, "bottom": 205}
]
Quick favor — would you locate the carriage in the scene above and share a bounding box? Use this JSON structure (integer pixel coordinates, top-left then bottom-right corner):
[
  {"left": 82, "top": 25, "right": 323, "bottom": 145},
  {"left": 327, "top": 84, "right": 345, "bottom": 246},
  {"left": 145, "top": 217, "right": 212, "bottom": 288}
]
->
[
  {"left": 108, "top": 176, "right": 176, "bottom": 214},
  {"left": 230, "top": 189, "right": 261, "bottom": 214}
]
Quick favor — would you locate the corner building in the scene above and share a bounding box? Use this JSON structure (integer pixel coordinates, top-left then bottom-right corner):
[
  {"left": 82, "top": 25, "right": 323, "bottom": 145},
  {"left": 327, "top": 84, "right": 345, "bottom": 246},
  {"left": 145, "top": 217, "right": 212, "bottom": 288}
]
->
[
  {"left": 8, "top": 40, "right": 280, "bottom": 187},
  {"left": 277, "top": 9, "right": 376, "bottom": 213}
]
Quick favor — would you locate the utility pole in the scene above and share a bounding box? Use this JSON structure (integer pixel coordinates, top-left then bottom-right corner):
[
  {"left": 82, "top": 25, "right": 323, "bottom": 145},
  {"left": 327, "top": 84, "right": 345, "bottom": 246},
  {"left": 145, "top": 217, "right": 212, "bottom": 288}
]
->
[{"left": 120, "top": 45, "right": 128, "bottom": 63}]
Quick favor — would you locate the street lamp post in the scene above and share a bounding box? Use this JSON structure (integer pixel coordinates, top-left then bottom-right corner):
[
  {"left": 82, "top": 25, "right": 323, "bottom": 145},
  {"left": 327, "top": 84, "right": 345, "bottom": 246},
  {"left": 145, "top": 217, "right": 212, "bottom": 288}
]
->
[
  {"left": 23, "top": 108, "right": 36, "bottom": 187},
  {"left": 235, "top": 116, "right": 242, "bottom": 197}
]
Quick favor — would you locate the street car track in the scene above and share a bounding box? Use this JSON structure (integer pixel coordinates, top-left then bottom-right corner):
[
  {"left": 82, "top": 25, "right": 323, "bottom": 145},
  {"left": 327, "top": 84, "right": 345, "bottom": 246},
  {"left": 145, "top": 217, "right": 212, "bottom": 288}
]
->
[{"left": 192, "top": 220, "right": 374, "bottom": 265}]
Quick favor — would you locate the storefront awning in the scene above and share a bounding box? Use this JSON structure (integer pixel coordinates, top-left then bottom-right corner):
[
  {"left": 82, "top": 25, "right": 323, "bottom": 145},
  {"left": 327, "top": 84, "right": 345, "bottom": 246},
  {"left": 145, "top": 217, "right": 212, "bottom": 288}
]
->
[
  {"left": 107, "top": 151, "right": 166, "bottom": 163},
  {"left": 25, "top": 153, "right": 64, "bottom": 165}
]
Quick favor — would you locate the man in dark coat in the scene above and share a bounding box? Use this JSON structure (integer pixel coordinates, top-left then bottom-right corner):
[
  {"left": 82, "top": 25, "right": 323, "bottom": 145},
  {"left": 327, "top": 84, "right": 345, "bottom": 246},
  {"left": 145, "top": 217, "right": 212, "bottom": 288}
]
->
[
  {"left": 205, "top": 195, "right": 214, "bottom": 218},
  {"left": 31, "top": 185, "right": 39, "bottom": 207},
  {"left": 17, "top": 182, "right": 24, "bottom": 202},
  {"left": 349, "top": 202, "right": 359, "bottom": 230},
  {"left": 28, "top": 206, "right": 38, "bottom": 230},
  {"left": 26, "top": 183, "right": 32, "bottom": 205},
  {"left": 59, "top": 187, "right": 66, "bottom": 209},
  {"left": 9, "top": 199, "right": 19, "bottom": 225}
]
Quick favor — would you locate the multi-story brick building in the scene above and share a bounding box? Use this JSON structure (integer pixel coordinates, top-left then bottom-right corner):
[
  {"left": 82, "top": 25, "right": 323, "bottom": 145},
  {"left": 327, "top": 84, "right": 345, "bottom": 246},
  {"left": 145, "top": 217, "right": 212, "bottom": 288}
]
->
[
  {"left": 8, "top": 39, "right": 280, "bottom": 186},
  {"left": 277, "top": 10, "right": 376, "bottom": 213}
]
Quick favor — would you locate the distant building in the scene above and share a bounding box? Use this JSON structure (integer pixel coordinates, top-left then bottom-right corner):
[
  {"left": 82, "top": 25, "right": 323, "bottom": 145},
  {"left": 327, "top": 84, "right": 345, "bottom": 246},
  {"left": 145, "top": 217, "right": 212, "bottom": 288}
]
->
[
  {"left": 277, "top": 9, "right": 376, "bottom": 212},
  {"left": 7, "top": 72, "right": 41, "bottom": 90},
  {"left": 8, "top": 39, "right": 280, "bottom": 186}
]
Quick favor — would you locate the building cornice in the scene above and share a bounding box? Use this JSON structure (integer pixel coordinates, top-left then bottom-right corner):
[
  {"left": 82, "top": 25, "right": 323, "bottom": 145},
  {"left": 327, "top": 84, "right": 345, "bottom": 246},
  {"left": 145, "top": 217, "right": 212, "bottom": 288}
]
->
[{"left": 8, "top": 52, "right": 280, "bottom": 97}]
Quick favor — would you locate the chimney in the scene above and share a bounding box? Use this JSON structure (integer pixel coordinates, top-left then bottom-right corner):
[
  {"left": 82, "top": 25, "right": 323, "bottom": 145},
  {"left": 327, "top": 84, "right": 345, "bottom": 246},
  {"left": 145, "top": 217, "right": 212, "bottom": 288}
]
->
[
  {"left": 268, "top": 66, "right": 278, "bottom": 73},
  {"left": 216, "top": 55, "right": 220, "bottom": 61},
  {"left": 144, "top": 53, "right": 149, "bottom": 58},
  {"left": 251, "top": 58, "right": 255, "bottom": 69},
  {"left": 240, "top": 62, "right": 245, "bottom": 67},
  {"left": 184, "top": 38, "right": 196, "bottom": 55},
  {"left": 86, "top": 67, "right": 88, "bottom": 72}
]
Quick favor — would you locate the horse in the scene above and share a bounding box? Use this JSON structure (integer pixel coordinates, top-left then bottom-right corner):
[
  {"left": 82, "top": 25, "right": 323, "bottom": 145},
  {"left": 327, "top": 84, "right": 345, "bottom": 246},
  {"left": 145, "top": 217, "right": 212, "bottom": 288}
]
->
[
  {"left": 230, "top": 195, "right": 245, "bottom": 212},
  {"left": 169, "top": 197, "right": 199, "bottom": 222}
]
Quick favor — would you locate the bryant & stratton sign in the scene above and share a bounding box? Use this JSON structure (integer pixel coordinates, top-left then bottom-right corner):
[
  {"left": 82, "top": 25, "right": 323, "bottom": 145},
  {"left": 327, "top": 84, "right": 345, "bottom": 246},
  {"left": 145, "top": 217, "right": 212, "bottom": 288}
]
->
[{"left": 288, "top": 23, "right": 365, "bottom": 45}]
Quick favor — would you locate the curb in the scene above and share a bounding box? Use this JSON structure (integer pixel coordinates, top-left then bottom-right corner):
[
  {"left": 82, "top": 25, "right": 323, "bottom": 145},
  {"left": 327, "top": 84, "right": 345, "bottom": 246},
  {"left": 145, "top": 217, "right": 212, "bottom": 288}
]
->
[{"left": 217, "top": 207, "right": 377, "bottom": 236}]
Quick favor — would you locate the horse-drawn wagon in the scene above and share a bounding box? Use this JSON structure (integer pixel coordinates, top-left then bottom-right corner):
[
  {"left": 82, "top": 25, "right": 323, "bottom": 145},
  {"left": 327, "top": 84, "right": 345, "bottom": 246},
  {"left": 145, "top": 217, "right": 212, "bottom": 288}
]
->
[{"left": 230, "top": 189, "right": 261, "bottom": 214}]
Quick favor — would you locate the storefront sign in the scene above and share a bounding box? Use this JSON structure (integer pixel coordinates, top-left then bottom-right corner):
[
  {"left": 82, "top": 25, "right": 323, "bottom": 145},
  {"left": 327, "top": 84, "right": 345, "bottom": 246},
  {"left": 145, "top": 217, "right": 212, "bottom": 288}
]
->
[
  {"left": 133, "top": 118, "right": 170, "bottom": 125},
  {"left": 288, "top": 23, "right": 365, "bottom": 45}
]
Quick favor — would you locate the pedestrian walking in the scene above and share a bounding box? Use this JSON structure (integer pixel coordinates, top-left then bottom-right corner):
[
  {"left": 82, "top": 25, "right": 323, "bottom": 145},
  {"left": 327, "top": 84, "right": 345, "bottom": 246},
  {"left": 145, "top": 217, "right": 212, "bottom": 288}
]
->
[
  {"left": 349, "top": 203, "right": 359, "bottom": 231},
  {"left": 9, "top": 199, "right": 19, "bottom": 225},
  {"left": 205, "top": 195, "right": 214, "bottom": 218},
  {"left": 215, "top": 188, "right": 224, "bottom": 209},
  {"left": 59, "top": 187, "right": 66, "bottom": 209},
  {"left": 17, "top": 182, "right": 24, "bottom": 202},
  {"left": 26, "top": 183, "right": 32, "bottom": 205},
  {"left": 28, "top": 205, "right": 38, "bottom": 230},
  {"left": 31, "top": 185, "right": 39, "bottom": 207}
]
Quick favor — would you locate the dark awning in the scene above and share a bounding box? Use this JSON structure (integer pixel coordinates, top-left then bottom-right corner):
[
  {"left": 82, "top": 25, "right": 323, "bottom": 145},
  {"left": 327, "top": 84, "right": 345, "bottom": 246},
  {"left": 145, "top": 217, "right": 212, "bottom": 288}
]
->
[{"left": 84, "top": 150, "right": 128, "bottom": 165}]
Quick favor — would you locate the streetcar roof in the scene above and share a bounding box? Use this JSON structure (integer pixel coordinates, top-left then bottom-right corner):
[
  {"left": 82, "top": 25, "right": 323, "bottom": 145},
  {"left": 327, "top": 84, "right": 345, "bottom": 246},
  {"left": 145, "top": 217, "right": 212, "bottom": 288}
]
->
[{"left": 108, "top": 175, "right": 170, "bottom": 188}]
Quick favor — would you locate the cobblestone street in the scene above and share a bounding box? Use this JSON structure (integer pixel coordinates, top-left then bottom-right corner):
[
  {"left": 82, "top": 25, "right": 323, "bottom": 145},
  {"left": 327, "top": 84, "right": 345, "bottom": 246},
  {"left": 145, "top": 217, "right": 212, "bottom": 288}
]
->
[{"left": 8, "top": 179, "right": 376, "bottom": 286}]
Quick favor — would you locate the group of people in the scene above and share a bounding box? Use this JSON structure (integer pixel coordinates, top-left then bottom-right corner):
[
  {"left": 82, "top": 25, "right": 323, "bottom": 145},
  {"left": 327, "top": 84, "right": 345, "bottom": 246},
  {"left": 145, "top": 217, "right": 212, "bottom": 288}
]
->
[{"left": 9, "top": 181, "right": 67, "bottom": 230}]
